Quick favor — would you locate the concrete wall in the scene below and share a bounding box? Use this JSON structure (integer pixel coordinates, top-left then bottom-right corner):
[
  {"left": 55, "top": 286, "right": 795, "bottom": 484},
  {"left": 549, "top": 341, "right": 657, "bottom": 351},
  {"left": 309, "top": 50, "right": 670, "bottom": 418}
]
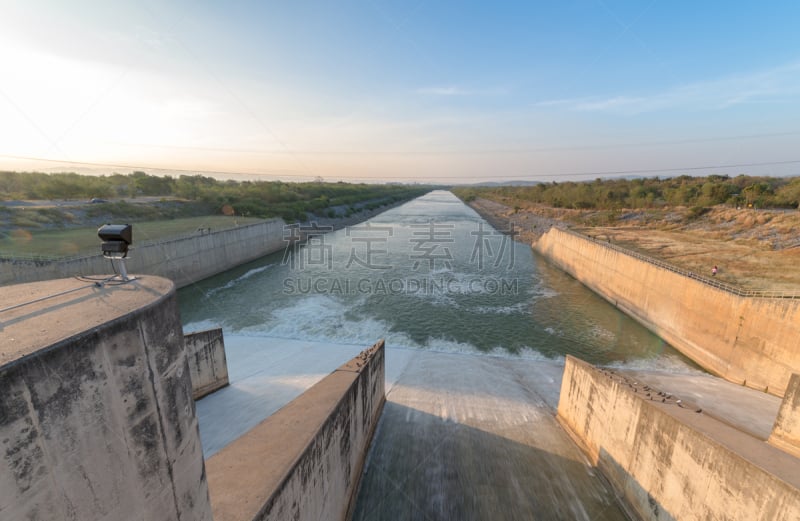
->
[
  {"left": 0, "top": 277, "right": 212, "bottom": 521},
  {"left": 534, "top": 227, "right": 800, "bottom": 397},
  {"left": 205, "top": 340, "right": 386, "bottom": 521},
  {"left": 770, "top": 373, "right": 800, "bottom": 458},
  {"left": 184, "top": 328, "right": 229, "bottom": 400},
  {"left": 0, "top": 219, "right": 286, "bottom": 288},
  {"left": 557, "top": 355, "right": 800, "bottom": 521}
]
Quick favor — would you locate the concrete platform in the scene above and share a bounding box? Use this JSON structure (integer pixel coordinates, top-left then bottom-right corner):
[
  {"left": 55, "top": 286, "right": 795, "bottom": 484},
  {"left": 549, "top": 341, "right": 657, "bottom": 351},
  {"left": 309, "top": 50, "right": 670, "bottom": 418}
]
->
[{"left": 0, "top": 275, "right": 174, "bottom": 365}]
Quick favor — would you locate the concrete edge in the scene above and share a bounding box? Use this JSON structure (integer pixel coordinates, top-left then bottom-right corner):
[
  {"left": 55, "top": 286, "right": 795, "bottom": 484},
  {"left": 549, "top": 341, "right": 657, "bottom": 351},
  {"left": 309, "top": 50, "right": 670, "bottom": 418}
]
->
[
  {"left": 192, "top": 380, "right": 230, "bottom": 401},
  {"left": 206, "top": 340, "right": 385, "bottom": 521},
  {"left": 341, "top": 340, "right": 386, "bottom": 519},
  {"left": 559, "top": 355, "right": 800, "bottom": 502},
  {"left": 0, "top": 277, "right": 176, "bottom": 373}
]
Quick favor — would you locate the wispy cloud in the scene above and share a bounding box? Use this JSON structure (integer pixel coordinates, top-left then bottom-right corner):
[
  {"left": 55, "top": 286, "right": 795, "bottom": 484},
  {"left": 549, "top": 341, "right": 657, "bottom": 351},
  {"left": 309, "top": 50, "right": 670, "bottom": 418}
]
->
[
  {"left": 535, "top": 61, "right": 800, "bottom": 114},
  {"left": 416, "top": 86, "right": 468, "bottom": 96},
  {"left": 415, "top": 85, "right": 509, "bottom": 97}
]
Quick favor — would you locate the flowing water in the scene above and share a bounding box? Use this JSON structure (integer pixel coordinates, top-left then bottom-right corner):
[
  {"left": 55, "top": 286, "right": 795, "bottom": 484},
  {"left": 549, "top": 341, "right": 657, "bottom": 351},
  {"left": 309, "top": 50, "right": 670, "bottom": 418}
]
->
[
  {"left": 180, "top": 190, "right": 700, "bottom": 520},
  {"left": 179, "top": 190, "right": 696, "bottom": 372}
]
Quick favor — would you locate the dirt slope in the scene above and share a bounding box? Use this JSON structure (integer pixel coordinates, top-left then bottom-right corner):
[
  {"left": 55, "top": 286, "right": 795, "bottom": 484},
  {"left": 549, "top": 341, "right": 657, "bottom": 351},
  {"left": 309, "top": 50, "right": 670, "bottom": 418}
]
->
[{"left": 468, "top": 197, "right": 800, "bottom": 293}]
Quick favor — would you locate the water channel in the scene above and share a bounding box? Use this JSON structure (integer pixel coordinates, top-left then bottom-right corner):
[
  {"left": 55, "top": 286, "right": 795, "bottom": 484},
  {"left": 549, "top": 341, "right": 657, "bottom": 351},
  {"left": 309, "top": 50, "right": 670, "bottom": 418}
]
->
[
  {"left": 178, "top": 190, "right": 701, "bottom": 519},
  {"left": 179, "top": 190, "right": 695, "bottom": 371}
]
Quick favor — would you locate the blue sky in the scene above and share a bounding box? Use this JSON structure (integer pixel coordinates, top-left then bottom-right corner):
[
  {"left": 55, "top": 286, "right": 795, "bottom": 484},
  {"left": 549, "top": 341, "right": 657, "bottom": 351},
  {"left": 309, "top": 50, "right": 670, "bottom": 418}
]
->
[{"left": 1, "top": 1, "right": 799, "bottom": 183}]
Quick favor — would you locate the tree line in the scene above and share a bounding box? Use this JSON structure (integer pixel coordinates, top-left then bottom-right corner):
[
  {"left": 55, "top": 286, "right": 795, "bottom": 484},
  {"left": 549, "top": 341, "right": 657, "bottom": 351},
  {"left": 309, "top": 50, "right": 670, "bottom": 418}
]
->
[
  {"left": 0, "top": 171, "right": 433, "bottom": 222},
  {"left": 452, "top": 175, "right": 800, "bottom": 211}
]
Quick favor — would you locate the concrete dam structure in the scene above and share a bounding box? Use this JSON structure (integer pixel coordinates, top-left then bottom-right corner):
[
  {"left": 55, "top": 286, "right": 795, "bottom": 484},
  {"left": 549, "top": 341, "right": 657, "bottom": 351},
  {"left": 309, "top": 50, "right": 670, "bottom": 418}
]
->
[
  {"left": 0, "top": 276, "right": 385, "bottom": 520},
  {"left": 1, "top": 214, "right": 799, "bottom": 519},
  {"left": 557, "top": 356, "right": 800, "bottom": 520},
  {"left": 0, "top": 277, "right": 212, "bottom": 520},
  {"left": 534, "top": 227, "right": 800, "bottom": 398}
]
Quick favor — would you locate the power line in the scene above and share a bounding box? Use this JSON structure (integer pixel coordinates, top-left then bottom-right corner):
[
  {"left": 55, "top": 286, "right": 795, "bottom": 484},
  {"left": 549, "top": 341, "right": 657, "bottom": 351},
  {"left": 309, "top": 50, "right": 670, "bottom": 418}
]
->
[
  {"left": 100, "top": 129, "right": 800, "bottom": 156},
  {"left": 0, "top": 152, "right": 798, "bottom": 182}
]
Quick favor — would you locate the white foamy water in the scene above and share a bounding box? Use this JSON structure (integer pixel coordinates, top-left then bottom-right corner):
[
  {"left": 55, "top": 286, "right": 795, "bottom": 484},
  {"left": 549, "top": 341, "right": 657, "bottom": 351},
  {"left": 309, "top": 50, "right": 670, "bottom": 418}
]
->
[{"left": 203, "top": 264, "right": 274, "bottom": 297}]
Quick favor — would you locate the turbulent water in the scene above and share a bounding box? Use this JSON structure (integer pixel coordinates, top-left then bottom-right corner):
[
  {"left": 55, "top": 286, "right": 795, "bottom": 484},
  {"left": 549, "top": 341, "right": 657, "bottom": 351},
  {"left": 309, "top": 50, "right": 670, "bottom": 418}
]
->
[{"left": 179, "top": 190, "right": 697, "bottom": 371}]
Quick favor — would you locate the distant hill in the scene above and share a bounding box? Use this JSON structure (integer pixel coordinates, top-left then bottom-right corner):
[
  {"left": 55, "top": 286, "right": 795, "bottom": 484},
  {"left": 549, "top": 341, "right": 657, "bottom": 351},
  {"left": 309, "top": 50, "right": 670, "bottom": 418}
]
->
[{"left": 465, "top": 180, "right": 542, "bottom": 187}]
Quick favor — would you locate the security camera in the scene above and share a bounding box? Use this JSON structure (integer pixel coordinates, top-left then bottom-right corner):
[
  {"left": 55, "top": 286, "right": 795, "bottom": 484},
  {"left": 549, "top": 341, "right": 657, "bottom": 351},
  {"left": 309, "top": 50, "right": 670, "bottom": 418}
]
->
[
  {"left": 98, "top": 224, "right": 132, "bottom": 258},
  {"left": 98, "top": 224, "right": 133, "bottom": 281}
]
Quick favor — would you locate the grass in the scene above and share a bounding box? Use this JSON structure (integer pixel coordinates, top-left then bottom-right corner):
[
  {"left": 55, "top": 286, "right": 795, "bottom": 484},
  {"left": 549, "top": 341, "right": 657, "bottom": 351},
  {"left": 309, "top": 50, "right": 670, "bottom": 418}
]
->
[{"left": 0, "top": 216, "right": 267, "bottom": 258}]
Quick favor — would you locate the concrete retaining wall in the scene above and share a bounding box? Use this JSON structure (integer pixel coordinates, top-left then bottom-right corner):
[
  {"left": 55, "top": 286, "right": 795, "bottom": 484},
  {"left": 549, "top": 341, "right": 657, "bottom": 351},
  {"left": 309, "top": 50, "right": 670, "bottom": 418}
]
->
[
  {"left": 0, "top": 277, "right": 212, "bottom": 521},
  {"left": 0, "top": 219, "right": 286, "bottom": 288},
  {"left": 205, "top": 340, "right": 386, "bottom": 521},
  {"left": 557, "top": 355, "right": 800, "bottom": 521},
  {"left": 185, "top": 328, "right": 229, "bottom": 400},
  {"left": 534, "top": 227, "right": 800, "bottom": 397},
  {"left": 770, "top": 374, "right": 800, "bottom": 457}
]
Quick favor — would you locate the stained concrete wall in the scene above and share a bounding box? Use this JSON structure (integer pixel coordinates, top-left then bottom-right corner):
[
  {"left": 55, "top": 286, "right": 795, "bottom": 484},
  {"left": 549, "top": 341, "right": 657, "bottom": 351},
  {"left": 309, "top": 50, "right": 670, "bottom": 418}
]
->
[
  {"left": 0, "top": 276, "right": 212, "bottom": 521},
  {"left": 770, "top": 374, "right": 800, "bottom": 458},
  {"left": 534, "top": 227, "right": 800, "bottom": 397},
  {"left": 205, "top": 340, "right": 386, "bottom": 521},
  {"left": 557, "top": 355, "right": 800, "bottom": 521},
  {"left": 0, "top": 219, "right": 286, "bottom": 288},
  {"left": 185, "top": 328, "right": 229, "bottom": 400}
]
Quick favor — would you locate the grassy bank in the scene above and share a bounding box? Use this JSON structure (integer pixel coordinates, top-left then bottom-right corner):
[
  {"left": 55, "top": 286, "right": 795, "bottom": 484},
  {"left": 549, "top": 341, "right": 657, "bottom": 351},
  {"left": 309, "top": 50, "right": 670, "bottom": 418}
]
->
[{"left": 0, "top": 216, "right": 267, "bottom": 258}]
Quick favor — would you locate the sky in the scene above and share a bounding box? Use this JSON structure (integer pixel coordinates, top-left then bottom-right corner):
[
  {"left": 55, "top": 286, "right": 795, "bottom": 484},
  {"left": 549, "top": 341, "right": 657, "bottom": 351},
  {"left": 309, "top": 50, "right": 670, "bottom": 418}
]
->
[{"left": 1, "top": 1, "right": 799, "bottom": 184}]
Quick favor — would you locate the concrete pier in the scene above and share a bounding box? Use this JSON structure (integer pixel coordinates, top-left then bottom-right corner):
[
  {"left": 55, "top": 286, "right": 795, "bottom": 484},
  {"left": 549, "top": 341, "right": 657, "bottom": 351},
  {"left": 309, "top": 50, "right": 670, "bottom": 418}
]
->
[
  {"left": 0, "top": 276, "right": 212, "bottom": 521},
  {"left": 558, "top": 356, "right": 800, "bottom": 521}
]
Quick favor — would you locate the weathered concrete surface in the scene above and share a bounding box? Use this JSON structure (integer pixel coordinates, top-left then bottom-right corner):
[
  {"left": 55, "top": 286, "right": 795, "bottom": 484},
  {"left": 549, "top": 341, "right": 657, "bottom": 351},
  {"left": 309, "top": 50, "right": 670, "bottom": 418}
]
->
[
  {"left": 770, "top": 373, "right": 800, "bottom": 458},
  {"left": 185, "top": 327, "right": 229, "bottom": 400},
  {"left": 0, "top": 218, "right": 286, "bottom": 288},
  {"left": 205, "top": 340, "right": 385, "bottom": 521},
  {"left": 195, "top": 337, "right": 370, "bottom": 459},
  {"left": 351, "top": 350, "right": 628, "bottom": 521},
  {"left": 0, "top": 276, "right": 212, "bottom": 521},
  {"left": 534, "top": 227, "right": 800, "bottom": 397},
  {"left": 558, "top": 355, "right": 800, "bottom": 521}
]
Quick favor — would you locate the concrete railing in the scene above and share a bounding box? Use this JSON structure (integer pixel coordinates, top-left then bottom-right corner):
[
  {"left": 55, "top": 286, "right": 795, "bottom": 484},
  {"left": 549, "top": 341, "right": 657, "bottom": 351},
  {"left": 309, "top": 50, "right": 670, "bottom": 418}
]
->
[
  {"left": 205, "top": 340, "right": 386, "bottom": 521},
  {"left": 184, "top": 328, "right": 230, "bottom": 400},
  {"left": 557, "top": 356, "right": 800, "bottom": 521}
]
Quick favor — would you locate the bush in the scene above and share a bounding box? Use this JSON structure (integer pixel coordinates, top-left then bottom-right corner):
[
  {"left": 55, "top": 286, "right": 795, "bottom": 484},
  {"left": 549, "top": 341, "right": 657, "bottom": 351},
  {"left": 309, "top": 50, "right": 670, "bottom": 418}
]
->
[{"left": 687, "top": 206, "right": 710, "bottom": 219}]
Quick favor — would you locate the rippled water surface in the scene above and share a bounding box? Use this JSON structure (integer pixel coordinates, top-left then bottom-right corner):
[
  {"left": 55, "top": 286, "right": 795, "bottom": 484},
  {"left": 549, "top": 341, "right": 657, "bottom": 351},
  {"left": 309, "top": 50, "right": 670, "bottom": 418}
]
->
[{"left": 179, "top": 190, "right": 696, "bottom": 370}]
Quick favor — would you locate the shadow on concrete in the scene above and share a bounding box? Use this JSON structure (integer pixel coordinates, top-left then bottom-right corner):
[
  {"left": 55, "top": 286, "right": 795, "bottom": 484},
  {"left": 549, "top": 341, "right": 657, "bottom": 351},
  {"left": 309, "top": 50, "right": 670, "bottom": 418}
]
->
[
  {"left": 598, "top": 447, "right": 675, "bottom": 521},
  {"left": 0, "top": 290, "right": 101, "bottom": 331},
  {"left": 350, "top": 401, "right": 629, "bottom": 521}
]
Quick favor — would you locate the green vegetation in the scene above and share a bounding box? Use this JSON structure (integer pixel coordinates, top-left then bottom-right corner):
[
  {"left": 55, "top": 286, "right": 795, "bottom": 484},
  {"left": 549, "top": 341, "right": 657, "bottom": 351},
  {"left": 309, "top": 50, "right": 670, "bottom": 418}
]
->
[
  {"left": 0, "top": 170, "right": 434, "bottom": 258},
  {"left": 452, "top": 175, "right": 800, "bottom": 211},
  {"left": 0, "top": 170, "right": 433, "bottom": 223},
  {"left": 0, "top": 216, "right": 266, "bottom": 258}
]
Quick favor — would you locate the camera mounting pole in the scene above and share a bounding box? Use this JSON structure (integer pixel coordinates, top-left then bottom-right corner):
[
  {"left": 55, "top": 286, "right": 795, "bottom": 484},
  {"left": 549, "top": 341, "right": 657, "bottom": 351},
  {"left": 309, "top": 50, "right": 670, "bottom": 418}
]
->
[{"left": 97, "top": 224, "right": 134, "bottom": 282}]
